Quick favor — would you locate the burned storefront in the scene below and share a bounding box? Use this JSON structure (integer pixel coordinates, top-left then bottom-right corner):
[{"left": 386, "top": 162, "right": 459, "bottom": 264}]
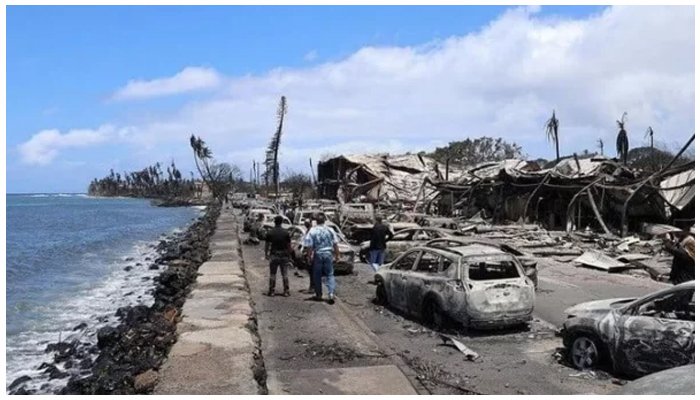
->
[{"left": 317, "top": 153, "right": 445, "bottom": 210}]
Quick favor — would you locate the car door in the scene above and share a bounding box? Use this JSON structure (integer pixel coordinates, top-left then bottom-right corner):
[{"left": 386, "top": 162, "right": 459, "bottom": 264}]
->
[
  {"left": 614, "top": 288, "right": 695, "bottom": 377},
  {"left": 404, "top": 250, "right": 442, "bottom": 318},
  {"left": 385, "top": 250, "right": 420, "bottom": 313}
]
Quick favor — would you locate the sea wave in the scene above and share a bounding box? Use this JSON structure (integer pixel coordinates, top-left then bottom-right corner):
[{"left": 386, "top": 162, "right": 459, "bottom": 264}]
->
[{"left": 5, "top": 240, "right": 165, "bottom": 394}]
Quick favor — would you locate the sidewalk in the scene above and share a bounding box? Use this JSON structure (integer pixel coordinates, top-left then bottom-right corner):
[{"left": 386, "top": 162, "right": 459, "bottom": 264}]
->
[{"left": 155, "top": 208, "right": 262, "bottom": 395}]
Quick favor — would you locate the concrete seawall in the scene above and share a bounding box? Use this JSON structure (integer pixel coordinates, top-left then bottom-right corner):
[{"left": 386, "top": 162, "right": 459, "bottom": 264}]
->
[{"left": 155, "top": 207, "right": 265, "bottom": 394}]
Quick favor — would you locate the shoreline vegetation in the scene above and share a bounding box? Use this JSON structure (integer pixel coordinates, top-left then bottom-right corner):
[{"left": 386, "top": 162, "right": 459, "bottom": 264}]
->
[
  {"left": 8, "top": 203, "right": 222, "bottom": 395},
  {"left": 87, "top": 161, "right": 215, "bottom": 207}
]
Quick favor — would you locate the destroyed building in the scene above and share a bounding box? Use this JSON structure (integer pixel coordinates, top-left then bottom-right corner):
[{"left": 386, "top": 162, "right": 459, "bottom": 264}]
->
[
  {"left": 426, "top": 156, "right": 694, "bottom": 235},
  {"left": 317, "top": 146, "right": 694, "bottom": 237},
  {"left": 317, "top": 153, "right": 447, "bottom": 210}
]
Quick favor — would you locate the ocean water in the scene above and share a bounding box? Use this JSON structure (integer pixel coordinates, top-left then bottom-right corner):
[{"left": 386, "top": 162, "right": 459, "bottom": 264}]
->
[{"left": 6, "top": 194, "right": 202, "bottom": 393}]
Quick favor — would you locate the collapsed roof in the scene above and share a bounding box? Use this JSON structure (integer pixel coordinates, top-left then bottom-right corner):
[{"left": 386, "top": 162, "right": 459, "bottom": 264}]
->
[{"left": 317, "top": 153, "right": 446, "bottom": 206}]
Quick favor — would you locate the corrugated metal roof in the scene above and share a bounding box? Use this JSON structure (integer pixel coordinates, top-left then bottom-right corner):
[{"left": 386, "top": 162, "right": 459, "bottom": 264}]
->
[{"left": 659, "top": 169, "right": 695, "bottom": 210}]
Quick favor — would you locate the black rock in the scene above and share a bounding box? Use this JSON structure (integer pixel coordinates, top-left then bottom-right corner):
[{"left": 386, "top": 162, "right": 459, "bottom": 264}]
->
[
  {"left": 38, "top": 362, "right": 54, "bottom": 371},
  {"left": 8, "top": 375, "right": 32, "bottom": 390},
  {"left": 45, "top": 341, "right": 72, "bottom": 354},
  {"left": 49, "top": 369, "right": 70, "bottom": 380},
  {"left": 78, "top": 358, "right": 93, "bottom": 370},
  {"left": 123, "top": 266, "right": 133, "bottom": 272},
  {"left": 73, "top": 322, "right": 88, "bottom": 331},
  {"left": 149, "top": 264, "right": 159, "bottom": 270},
  {"left": 125, "top": 257, "right": 134, "bottom": 262},
  {"left": 10, "top": 386, "right": 35, "bottom": 395},
  {"left": 97, "top": 326, "right": 121, "bottom": 349}
]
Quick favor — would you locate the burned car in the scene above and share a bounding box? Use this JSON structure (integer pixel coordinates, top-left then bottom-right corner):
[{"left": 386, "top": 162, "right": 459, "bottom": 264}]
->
[
  {"left": 257, "top": 214, "right": 293, "bottom": 239},
  {"left": 359, "top": 227, "right": 461, "bottom": 263},
  {"left": 243, "top": 208, "right": 272, "bottom": 232},
  {"left": 426, "top": 237, "right": 539, "bottom": 289},
  {"left": 561, "top": 281, "right": 694, "bottom": 378},
  {"left": 374, "top": 243, "right": 535, "bottom": 330},
  {"left": 288, "top": 222, "right": 356, "bottom": 275}
]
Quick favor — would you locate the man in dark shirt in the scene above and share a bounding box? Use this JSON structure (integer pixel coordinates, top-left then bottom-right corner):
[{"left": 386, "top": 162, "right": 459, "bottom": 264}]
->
[
  {"left": 663, "top": 232, "right": 695, "bottom": 285},
  {"left": 368, "top": 215, "right": 393, "bottom": 271},
  {"left": 264, "top": 216, "right": 292, "bottom": 297}
]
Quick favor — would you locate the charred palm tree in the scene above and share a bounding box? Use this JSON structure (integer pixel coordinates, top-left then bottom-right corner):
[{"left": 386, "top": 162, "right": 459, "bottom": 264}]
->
[
  {"left": 189, "top": 134, "right": 214, "bottom": 184},
  {"left": 267, "top": 96, "right": 287, "bottom": 198},
  {"left": 645, "top": 126, "right": 654, "bottom": 150},
  {"left": 544, "top": 110, "right": 560, "bottom": 162},
  {"left": 616, "top": 112, "right": 629, "bottom": 165}
]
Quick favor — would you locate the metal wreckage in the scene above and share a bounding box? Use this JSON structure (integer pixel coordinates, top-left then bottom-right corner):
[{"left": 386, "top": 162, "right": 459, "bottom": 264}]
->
[{"left": 315, "top": 134, "right": 695, "bottom": 379}]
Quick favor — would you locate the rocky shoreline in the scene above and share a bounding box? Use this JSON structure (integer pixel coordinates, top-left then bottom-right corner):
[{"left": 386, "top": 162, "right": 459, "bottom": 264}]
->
[{"left": 8, "top": 203, "right": 222, "bottom": 395}]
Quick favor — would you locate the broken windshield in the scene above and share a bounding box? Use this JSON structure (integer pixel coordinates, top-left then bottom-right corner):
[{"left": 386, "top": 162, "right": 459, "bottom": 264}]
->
[{"left": 462, "top": 256, "right": 521, "bottom": 281}]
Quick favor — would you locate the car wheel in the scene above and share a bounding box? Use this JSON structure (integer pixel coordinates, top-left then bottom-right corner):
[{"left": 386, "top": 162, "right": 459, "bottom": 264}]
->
[
  {"left": 569, "top": 334, "right": 604, "bottom": 370},
  {"left": 375, "top": 284, "right": 388, "bottom": 306},
  {"left": 423, "top": 299, "right": 447, "bottom": 331}
]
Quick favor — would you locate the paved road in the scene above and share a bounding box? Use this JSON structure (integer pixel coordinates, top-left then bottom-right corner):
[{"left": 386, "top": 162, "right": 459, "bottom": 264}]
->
[
  {"left": 237, "top": 218, "right": 676, "bottom": 394},
  {"left": 237, "top": 217, "right": 422, "bottom": 395},
  {"left": 534, "top": 257, "right": 669, "bottom": 326}
]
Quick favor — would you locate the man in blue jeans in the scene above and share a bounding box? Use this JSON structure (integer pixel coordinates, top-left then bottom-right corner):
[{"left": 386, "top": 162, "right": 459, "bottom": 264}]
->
[
  {"left": 368, "top": 215, "right": 393, "bottom": 271},
  {"left": 304, "top": 213, "right": 340, "bottom": 304}
]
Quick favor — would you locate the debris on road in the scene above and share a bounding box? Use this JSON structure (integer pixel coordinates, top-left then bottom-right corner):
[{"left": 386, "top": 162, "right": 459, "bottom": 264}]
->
[
  {"left": 438, "top": 334, "right": 480, "bottom": 361},
  {"left": 574, "top": 251, "right": 629, "bottom": 272}
]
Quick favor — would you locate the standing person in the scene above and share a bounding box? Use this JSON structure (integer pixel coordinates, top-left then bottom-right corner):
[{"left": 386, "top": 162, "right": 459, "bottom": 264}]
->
[
  {"left": 264, "top": 216, "right": 292, "bottom": 297},
  {"left": 305, "top": 213, "right": 340, "bottom": 304},
  {"left": 368, "top": 215, "right": 393, "bottom": 271},
  {"left": 301, "top": 219, "right": 315, "bottom": 293},
  {"left": 663, "top": 231, "right": 695, "bottom": 285}
]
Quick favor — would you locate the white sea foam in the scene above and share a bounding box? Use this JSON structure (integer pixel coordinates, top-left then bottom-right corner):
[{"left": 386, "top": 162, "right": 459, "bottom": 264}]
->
[{"left": 5, "top": 240, "right": 165, "bottom": 394}]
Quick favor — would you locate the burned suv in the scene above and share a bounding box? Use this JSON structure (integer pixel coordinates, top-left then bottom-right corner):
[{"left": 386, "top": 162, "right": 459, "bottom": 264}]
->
[{"left": 374, "top": 242, "right": 535, "bottom": 330}]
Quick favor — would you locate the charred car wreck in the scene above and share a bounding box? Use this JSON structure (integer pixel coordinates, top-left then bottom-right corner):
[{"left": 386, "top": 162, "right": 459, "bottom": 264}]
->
[
  {"left": 561, "top": 281, "right": 695, "bottom": 377},
  {"left": 374, "top": 242, "right": 536, "bottom": 330}
]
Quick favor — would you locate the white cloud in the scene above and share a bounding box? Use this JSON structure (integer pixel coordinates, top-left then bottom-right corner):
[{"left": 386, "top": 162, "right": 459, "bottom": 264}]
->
[
  {"left": 304, "top": 50, "right": 318, "bottom": 62},
  {"left": 109, "top": 67, "right": 222, "bottom": 101},
  {"left": 18, "top": 125, "right": 116, "bottom": 165},
  {"left": 19, "top": 6, "right": 694, "bottom": 173}
]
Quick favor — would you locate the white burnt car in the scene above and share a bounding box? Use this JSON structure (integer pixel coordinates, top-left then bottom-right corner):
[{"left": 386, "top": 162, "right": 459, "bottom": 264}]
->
[
  {"left": 243, "top": 208, "right": 272, "bottom": 232},
  {"left": 359, "top": 227, "right": 462, "bottom": 263},
  {"left": 288, "top": 222, "right": 356, "bottom": 275},
  {"left": 257, "top": 214, "right": 293, "bottom": 239},
  {"left": 374, "top": 242, "right": 535, "bottom": 330},
  {"left": 561, "top": 281, "right": 695, "bottom": 378}
]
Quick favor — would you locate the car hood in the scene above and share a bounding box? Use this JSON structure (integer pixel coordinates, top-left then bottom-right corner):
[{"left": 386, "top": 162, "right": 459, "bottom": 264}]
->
[{"left": 564, "top": 298, "right": 635, "bottom": 317}]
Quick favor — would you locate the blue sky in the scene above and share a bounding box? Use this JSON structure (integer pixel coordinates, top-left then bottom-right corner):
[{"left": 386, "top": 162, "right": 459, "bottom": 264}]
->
[{"left": 7, "top": 5, "right": 693, "bottom": 193}]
